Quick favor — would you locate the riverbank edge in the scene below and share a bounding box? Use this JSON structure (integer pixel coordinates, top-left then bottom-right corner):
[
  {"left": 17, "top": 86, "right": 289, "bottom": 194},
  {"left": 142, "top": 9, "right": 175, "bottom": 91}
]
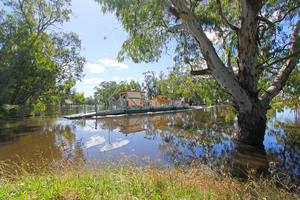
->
[
  {"left": 0, "top": 159, "right": 298, "bottom": 199},
  {"left": 0, "top": 104, "right": 32, "bottom": 119}
]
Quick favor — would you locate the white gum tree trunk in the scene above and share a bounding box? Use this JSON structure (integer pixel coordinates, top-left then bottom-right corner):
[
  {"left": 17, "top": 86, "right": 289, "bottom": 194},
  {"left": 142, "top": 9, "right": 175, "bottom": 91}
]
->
[{"left": 169, "top": 0, "right": 300, "bottom": 146}]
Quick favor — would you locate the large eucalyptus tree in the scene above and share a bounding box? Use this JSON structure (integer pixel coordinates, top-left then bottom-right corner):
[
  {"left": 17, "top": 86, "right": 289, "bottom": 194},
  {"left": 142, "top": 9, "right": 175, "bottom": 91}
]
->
[{"left": 96, "top": 0, "right": 300, "bottom": 146}]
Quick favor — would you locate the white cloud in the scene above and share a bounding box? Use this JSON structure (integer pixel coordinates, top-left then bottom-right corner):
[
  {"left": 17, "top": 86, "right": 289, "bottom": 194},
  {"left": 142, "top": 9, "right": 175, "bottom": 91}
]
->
[
  {"left": 205, "top": 30, "right": 221, "bottom": 44},
  {"left": 204, "top": 30, "right": 224, "bottom": 45},
  {"left": 113, "top": 128, "right": 120, "bottom": 132},
  {"left": 83, "top": 126, "right": 102, "bottom": 132},
  {"left": 85, "top": 135, "right": 106, "bottom": 148},
  {"left": 205, "top": 30, "right": 215, "bottom": 41},
  {"left": 262, "top": 10, "right": 280, "bottom": 21},
  {"left": 112, "top": 77, "right": 119, "bottom": 81},
  {"left": 83, "top": 77, "right": 104, "bottom": 84},
  {"left": 122, "top": 77, "right": 134, "bottom": 83},
  {"left": 99, "top": 59, "right": 129, "bottom": 70},
  {"left": 100, "top": 140, "right": 130, "bottom": 152},
  {"left": 84, "top": 86, "right": 95, "bottom": 89},
  {"left": 85, "top": 63, "right": 105, "bottom": 74}
]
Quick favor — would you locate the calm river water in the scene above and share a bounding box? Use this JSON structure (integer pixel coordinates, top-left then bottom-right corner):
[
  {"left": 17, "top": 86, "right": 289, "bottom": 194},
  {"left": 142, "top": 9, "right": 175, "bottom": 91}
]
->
[{"left": 0, "top": 106, "right": 299, "bottom": 186}]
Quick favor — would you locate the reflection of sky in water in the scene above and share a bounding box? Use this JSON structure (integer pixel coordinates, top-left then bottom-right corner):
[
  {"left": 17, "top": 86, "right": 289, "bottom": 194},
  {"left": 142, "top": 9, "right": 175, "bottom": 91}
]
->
[
  {"left": 85, "top": 135, "right": 106, "bottom": 148},
  {"left": 52, "top": 108, "right": 299, "bottom": 167},
  {"left": 69, "top": 118, "right": 166, "bottom": 163},
  {"left": 265, "top": 108, "right": 298, "bottom": 145},
  {"left": 100, "top": 140, "right": 130, "bottom": 152},
  {"left": 84, "top": 134, "right": 130, "bottom": 152},
  {"left": 75, "top": 109, "right": 296, "bottom": 163},
  {"left": 273, "top": 108, "right": 298, "bottom": 125},
  {"left": 83, "top": 126, "right": 102, "bottom": 132},
  {"left": 0, "top": 107, "right": 298, "bottom": 185},
  {"left": 272, "top": 108, "right": 298, "bottom": 123}
]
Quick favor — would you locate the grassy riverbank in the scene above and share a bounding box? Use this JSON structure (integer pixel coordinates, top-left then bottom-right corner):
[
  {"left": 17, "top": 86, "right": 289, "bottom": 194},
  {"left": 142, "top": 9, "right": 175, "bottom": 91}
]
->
[{"left": 0, "top": 159, "right": 298, "bottom": 199}]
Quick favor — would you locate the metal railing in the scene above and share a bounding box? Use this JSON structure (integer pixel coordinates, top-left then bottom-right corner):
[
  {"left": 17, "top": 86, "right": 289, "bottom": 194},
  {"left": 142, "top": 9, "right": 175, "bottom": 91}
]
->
[{"left": 62, "top": 99, "right": 186, "bottom": 114}]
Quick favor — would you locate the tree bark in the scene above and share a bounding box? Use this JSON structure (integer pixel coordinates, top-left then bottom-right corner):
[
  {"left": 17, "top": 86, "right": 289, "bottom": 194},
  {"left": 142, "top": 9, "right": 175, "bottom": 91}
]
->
[
  {"left": 234, "top": 0, "right": 266, "bottom": 145},
  {"left": 170, "top": 0, "right": 253, "bottom": 114},
  {"left": 169, "top": 0, "right": 299, "bottom": 147},
  {"left": 235, "top": 102, "right": 267, "bottom": 146},
  {"left": 237, "top": 0, "right": 261, "bottom": 95}
]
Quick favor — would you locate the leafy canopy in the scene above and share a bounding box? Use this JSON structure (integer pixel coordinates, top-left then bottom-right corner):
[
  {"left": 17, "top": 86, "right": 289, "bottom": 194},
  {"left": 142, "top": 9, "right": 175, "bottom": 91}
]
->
[
  {"left": 96, "top": 0, "right": 299, "bottom": 106},
  {"left": 0, "top": 0, "right": 86, "bottom": 107}
]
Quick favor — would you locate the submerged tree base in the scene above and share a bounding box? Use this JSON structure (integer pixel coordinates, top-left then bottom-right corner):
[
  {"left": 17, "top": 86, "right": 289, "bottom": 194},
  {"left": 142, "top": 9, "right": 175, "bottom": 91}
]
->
[
  {"left": 0, "top": 157, "right": 298, "bottom": 199},
  {"left": 235, "top": 106, "right": 267, "bottom": 147}
]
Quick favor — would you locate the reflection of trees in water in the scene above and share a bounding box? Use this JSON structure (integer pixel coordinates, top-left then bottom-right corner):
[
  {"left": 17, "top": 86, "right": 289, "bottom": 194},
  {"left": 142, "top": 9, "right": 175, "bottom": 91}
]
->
[
  {"left": 267, "top": 120, "right": 300, "bottom": 186},
  {"left": 142, "top": 107, "right": 269, "bottom": 178},
  {"left": 46, "top": 121, "right": 85, "bottom": 162},
  {"left": 151, "top": 107, "right": 238, "bottom": 174},
  {"left": 152, "top": 107, "right": 298, "bottom": 184},
  {"left": 0, "top": 118, "right": 49, "bottom": 143},
  {"left": 0, "top": 118, "right": 85, "bottom": 165},
  {"left": 86, "top": 107, "right": 269, "bottom": 177},
  {"left": 68, "top": 106, "right": 298, "bottom": 185},
  {"left": 0, "top": 118, "right": 61, "bottom": 163}
]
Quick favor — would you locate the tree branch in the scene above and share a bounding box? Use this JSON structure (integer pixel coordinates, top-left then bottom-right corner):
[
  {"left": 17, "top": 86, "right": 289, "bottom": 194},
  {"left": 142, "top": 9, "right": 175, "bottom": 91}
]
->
[
  {"left": 262, "top": 50, "right": 300, "bottom": 70},
  {"left": 258, "top": 5, "right": 300, "bottom": 25},
  {"left": 191, "top": 68, "right": 212, "bottom": 75},
  {"left": 18, "top": 0, "right": 33, "bottom": 34},
  {"left": 257, "top": 16, "right": 274, "bottom": 27},
  {"left": 216, "top": 0, "right": 239, "bottom": 34},
  {"left": 260, "top": 19, "right": 300, "bottom": 106},
  {"left": 170, "top": 0, "right": 252, "bottom": 113},
  {"left": 273, "top": 5, "right": 300, "bottom": 24},
  {"left": 258, "top": 43, "right": 290, "bottom": 68},
  {"left": 167, "top": 23, "right": 188, "bottom": 33},
  {"left": 168, "top": 5, "right": 180, "bottom": 19}
]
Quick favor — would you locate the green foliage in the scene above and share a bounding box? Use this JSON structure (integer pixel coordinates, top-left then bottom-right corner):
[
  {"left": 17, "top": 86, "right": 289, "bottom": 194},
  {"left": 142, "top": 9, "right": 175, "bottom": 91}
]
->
[
  {"left": 0, "top": 158, "right": 298, "bottom": 199},
  {"left": 85, "top": 96, "right": 97, "bottom": 105},
  {"left": 31, "top": 100, "right": 47, "bottom": 116},
  {"left": 70, "top": 91, "right": 86, "bottom": 104},
  {"left": 0, "top": 104, "right": 31, "bottom": 118},
  {"left": 94, "top": 80, "right": 142, "bottom": 107},
  {"left": 95, "top": 0, "right": 299, "bottom": 109},
  {"left": 282, "top": 68, "right": 300, "bottom": 108},
  {"left": 148, "top": 68, "right": 229, "bottom": 105},
  {"left": 142, "top": 71, "right": 163, "bottom": 99},
  {"left": 93, "top": 69, "right": 229, "bottom": 106},
  {"left": 99, "top": 0, "right": 169, "bottom": 63},
  {"left": 0, "top": 0, "right": 86, "bottom": 108},
  {"left": 267, "top": 67, "right": 300, "bottom": 109}
]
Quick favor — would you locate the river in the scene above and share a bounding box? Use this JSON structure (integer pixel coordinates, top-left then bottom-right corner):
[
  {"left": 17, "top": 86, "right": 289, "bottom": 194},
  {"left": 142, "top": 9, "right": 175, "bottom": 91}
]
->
[{"left": 0, "top": 105, "right": 299, "bottom": 186}]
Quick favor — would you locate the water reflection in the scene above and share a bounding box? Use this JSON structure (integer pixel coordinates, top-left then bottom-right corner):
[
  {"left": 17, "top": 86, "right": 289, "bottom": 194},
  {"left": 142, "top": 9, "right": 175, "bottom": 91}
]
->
[
  {"left": 0, "top": 106, "right": 299, "bottom": 186},
  {"left": 266, "top": 115, "right": 300, "bottom": 186},
  {"left": 233, "top": 142, "right": 269, "bottom": 177},
  {"left": 0, "top": 117, "right": 85, "bottom": 165}
]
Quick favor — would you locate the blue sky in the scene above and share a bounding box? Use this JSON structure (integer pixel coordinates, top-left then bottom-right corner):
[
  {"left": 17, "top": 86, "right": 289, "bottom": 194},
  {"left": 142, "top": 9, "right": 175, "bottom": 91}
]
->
[{"left": 61, "top": 0, "right": 175, "bottom": 97}]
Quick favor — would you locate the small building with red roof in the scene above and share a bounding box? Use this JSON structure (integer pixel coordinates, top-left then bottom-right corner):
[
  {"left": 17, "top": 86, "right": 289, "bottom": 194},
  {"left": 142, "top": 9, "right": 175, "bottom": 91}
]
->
[{"left": 118, "top": 90, "right": 146, "bottom": 108}]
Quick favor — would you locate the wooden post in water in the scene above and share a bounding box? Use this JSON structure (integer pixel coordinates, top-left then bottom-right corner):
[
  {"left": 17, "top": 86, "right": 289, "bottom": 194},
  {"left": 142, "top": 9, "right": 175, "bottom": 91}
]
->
[{"left": 125, "top": 91, "right": 128, "bottom": 112}]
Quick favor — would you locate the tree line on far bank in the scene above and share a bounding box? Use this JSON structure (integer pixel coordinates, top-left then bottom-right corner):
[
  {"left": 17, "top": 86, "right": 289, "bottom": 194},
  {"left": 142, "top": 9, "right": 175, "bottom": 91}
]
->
[{"left": 93, "top": 68, "right": 230, "bottom": 108}]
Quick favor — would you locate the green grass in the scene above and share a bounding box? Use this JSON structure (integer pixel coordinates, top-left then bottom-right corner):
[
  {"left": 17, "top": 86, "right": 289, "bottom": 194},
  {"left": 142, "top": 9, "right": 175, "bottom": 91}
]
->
[{"left": 0, "top": 157, "right": 299, "bottom": 200}]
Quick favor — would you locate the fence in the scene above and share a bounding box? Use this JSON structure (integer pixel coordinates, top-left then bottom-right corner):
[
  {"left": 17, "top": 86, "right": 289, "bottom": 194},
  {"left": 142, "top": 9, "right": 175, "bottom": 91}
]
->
[{"left": 62, "top": 99, "right": 186, "bottom": 114}]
